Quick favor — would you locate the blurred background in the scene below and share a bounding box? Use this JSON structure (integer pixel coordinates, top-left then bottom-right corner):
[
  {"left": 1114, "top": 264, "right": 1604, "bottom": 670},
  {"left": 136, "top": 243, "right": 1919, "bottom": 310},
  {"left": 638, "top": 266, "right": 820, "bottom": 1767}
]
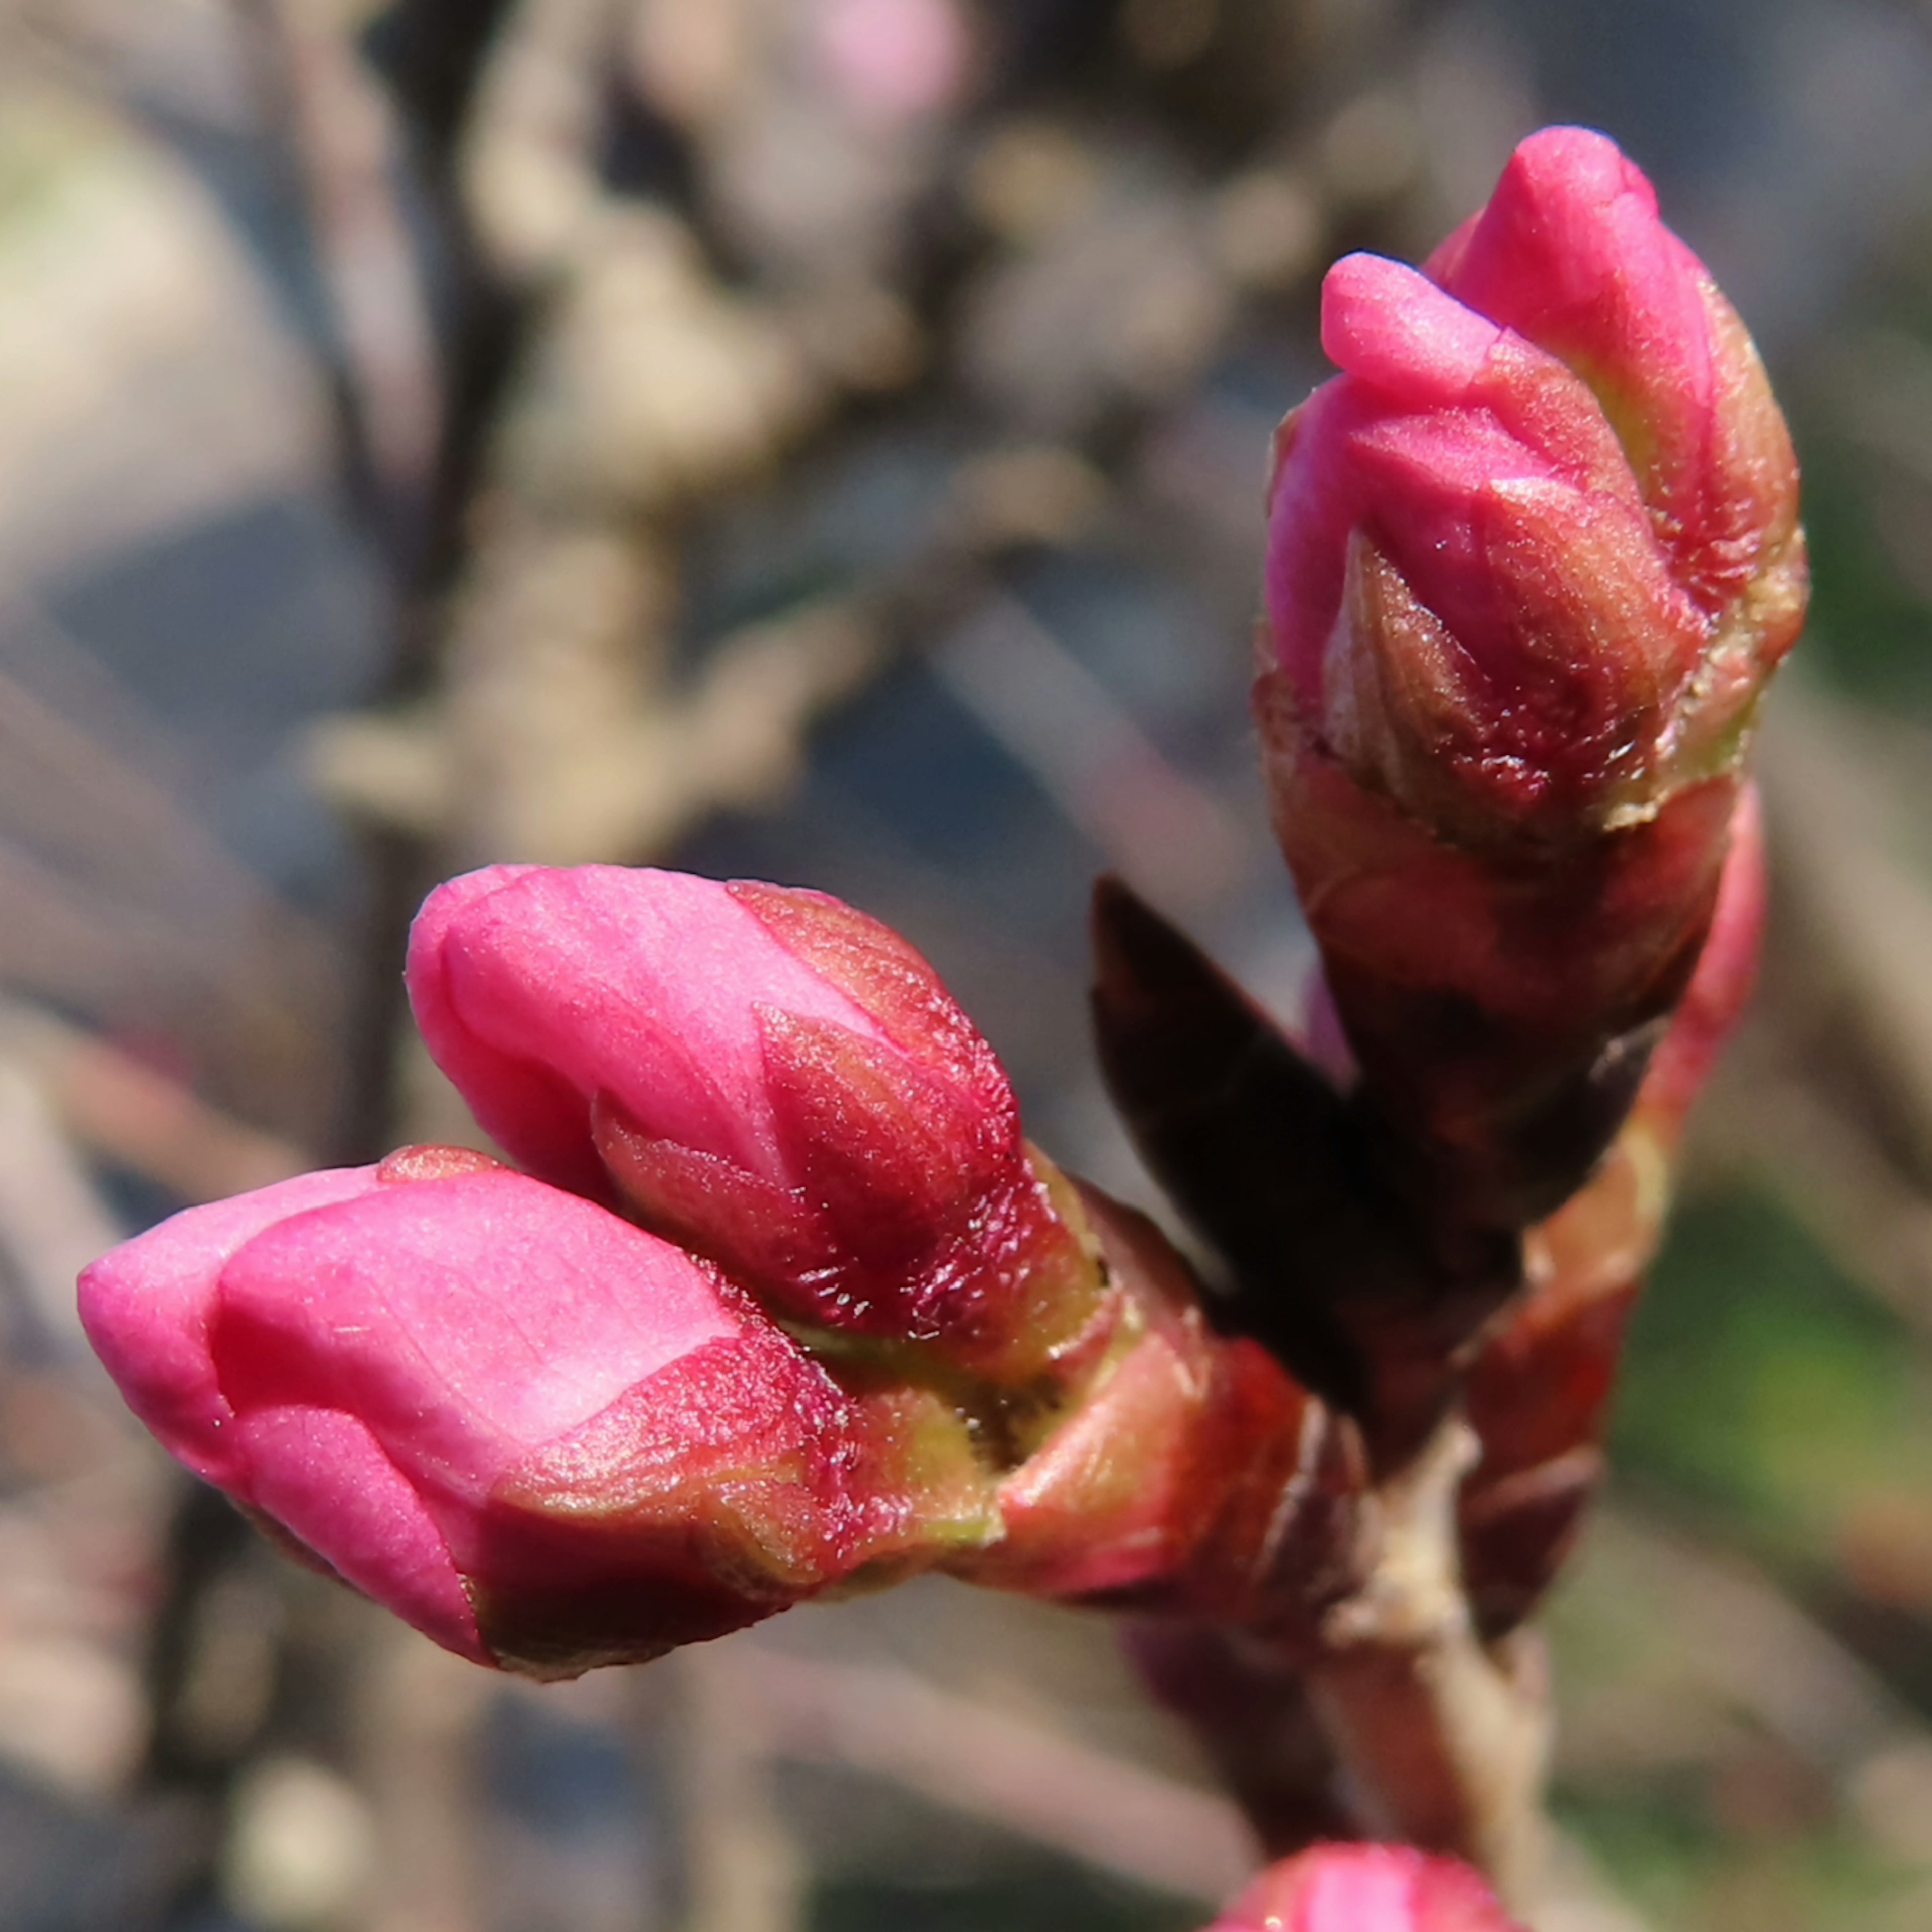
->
[{"left": 0, "top": 1, "right": 1930, "bottom": 1927}]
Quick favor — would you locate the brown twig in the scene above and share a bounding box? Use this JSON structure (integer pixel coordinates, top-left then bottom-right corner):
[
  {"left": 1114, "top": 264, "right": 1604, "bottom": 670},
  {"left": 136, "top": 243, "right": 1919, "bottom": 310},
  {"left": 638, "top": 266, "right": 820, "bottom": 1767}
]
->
[
  {"left": 354, "top": 1627, "right": 492, "bottom": 1932},
  {"left": 3, "top": 1003, "right": 307, "bottom": 1205},
  {"left": 232, "top": 0, "right": 443, "bottom": 561},
  {"left": 1304, "top": 1418, "right": 1550, "bottom": 1903},
  {"left": 1124, "top": 1620, "right": 1359, "bottom": 1857}
]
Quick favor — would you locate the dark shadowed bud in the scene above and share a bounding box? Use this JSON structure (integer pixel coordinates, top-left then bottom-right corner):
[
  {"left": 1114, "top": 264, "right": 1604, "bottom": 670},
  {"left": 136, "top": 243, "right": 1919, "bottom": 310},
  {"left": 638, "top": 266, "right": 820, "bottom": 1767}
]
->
[{"left": 1459, "top": 793, "right": 1766, "bottom": 1632}]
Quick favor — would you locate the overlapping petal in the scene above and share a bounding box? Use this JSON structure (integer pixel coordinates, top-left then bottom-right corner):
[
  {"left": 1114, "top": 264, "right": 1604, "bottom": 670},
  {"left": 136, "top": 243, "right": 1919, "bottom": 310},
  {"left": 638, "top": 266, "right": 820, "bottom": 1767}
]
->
[
  {"left": 409, "top": 865, "right": 1099, "bottom": 1379},
  {"left": 78, "top": 1147, "right": 990, "bottom": 1675},
  {"left": 1264, "top": 127, "right": 1802, "bottom": 850}
]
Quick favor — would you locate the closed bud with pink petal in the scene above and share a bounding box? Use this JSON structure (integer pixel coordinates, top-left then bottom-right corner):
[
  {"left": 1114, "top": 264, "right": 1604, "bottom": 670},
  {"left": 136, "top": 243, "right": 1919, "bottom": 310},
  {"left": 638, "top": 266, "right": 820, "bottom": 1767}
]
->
[
  {"left": 1256, "top": 126, "right": 1802, "bottom": 1225},
  {"left": 407, "top": 865, "right": 1103, "bottom": 1381},
  {"left": 1208, "top": 1844, "right": 1525, "bottom": 1932},
  {"left": 78, "top": 1145, "right": 998, "bottom": 1678},
  {"left": 1264, "top": 125, "right": 1802, "bottom": 847}
]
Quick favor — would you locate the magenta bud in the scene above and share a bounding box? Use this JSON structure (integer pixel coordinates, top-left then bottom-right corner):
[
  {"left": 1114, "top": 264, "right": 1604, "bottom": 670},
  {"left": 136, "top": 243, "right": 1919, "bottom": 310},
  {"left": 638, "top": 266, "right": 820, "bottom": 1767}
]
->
[
  {"left": 407, "top": 866, "right": 1100, "bottom": 1380},
  {"left": 1209, "top": 1844, "right": 1526, "bottom": 1932},
  {"left": 79, "top": 1153, "right": 996, "bottom": 1677},
  {"left": 1265, "top": 127, "right": 1803, "bottom": 847},
  {"left": 1255, "top": 127, "right": 1802, "bottom": 1226}
]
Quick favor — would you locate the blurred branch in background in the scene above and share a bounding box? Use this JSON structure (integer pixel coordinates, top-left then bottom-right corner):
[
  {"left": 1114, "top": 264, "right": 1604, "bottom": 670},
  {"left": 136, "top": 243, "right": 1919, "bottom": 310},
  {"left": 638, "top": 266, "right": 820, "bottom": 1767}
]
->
[{"left": 235, "top": 0, "right": 442, "bottom": 556}]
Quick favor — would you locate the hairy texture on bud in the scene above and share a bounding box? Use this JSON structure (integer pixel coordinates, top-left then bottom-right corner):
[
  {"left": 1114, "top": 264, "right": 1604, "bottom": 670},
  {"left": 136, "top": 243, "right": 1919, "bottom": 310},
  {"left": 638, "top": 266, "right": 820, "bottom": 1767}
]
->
[
  {"left": 79, "top": 1149, "right": 997, "bottom": 1678},
  {"left": 1257, "top": 127, "right": 1801, "bottom": 1225},
  {"left": 408, "top": 866, "right": 1100, "bottom": 1381},
  {"left": 1209, "top": 1843, "right": 1526, "bottom": 1932}
]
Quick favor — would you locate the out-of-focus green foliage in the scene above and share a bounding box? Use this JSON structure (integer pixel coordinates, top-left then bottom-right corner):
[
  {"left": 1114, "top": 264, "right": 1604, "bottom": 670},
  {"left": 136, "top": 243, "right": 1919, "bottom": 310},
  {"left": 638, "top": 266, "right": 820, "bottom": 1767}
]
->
[{"left": 1616, "top": 1187, "right": 1932, "bottom": 1555}]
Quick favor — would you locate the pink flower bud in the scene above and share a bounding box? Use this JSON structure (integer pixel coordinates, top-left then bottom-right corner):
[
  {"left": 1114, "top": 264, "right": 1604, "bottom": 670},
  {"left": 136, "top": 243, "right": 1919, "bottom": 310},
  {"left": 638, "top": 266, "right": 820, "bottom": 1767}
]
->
[
  {"left": 1265, "top": 126, "right": 1803, "bottom": 844},
  {"left": 1210, "top": 1844, "right": 1525, "bottom": 1932},
  {"left": 407, "top": 866, "right": 1101, "bottom": 1380},
  {"left": 1255, "top": 127, "right": 1803, "bottom": 1225},
  {"left": 79, "top": 1147, "right": 996, "bottom": 1677}
]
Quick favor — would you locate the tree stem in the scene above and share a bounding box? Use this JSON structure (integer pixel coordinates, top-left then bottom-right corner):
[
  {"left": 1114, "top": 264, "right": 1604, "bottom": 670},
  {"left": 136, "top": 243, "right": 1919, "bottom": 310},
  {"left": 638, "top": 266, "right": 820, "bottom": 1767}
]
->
[{"left": 1305, "top": 1415, "right": 1551, "bottom": 1905}]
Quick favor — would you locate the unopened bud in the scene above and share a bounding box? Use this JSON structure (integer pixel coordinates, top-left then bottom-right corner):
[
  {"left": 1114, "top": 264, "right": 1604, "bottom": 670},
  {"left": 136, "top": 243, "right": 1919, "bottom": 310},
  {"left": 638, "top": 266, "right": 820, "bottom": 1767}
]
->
[
  {"left": 407, "top": 866, "right": 1101, "bottom": 1381},
  {"left": 1257, "top": 127, "right": 1802, "bottom": 1224},
  {"left": 78, "top": 1154, "right": 997, "bottom": 1678}
]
